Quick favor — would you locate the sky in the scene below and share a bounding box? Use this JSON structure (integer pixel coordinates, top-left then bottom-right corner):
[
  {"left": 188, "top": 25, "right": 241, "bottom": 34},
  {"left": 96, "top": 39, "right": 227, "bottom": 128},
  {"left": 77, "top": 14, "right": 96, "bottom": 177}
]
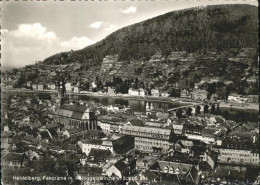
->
[{"left": 1, "top": 0, "right": 258, "bottom": 68}]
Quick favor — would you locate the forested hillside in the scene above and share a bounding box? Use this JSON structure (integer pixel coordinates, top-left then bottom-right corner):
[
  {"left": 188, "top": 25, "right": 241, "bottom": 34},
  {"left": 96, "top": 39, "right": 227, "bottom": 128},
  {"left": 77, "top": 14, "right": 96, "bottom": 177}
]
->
[{"left": 4, "top": 4, "right": 258, "bottom": 97}]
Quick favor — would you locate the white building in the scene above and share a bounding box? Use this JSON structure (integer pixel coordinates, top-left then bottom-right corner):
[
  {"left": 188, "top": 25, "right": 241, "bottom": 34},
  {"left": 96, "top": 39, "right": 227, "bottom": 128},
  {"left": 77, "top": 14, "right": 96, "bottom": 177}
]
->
[
  {"left": 78, "top": 139, "right": 113, "bottom": 155},
  {"left": 128, "top": 88, "right": 139, "bottom": 96},
  {"left": 65, "top": 83, "right": 72, "bottom": 92},
  {"left": 50, "top": 84, "right": 56, "bottom": 90},
  {"left": 139, "top": 88, "right": 146, "bottom": 96},
  {"left": 74, "top": 87, "right": 79, "bottom": 93}
]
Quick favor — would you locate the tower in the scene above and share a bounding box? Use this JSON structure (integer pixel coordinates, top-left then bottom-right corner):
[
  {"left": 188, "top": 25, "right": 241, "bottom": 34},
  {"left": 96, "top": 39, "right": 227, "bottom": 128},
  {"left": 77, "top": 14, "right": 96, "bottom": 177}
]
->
[
  {"left": 146, "top": 102, "right": 150, "bottom": 111},
  {"left": 150, "top": 103, "right": 154, "bottom": 110}
]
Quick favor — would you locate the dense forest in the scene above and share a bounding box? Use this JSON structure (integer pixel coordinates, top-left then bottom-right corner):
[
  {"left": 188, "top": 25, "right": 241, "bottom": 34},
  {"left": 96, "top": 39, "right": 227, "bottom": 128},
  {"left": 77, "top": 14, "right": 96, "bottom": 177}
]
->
[{"left": 43, "top": 4, "right": 258, "bottom": 65}]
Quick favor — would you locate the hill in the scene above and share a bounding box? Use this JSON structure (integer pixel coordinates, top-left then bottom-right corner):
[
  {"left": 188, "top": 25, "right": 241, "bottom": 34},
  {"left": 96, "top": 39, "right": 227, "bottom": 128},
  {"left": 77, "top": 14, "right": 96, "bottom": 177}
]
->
[
  {"left": 3, "top": 4, "right": 258, "bottom": 98},
  {"left": 43, "top": 4, "right": 258, "bottom": 65}
]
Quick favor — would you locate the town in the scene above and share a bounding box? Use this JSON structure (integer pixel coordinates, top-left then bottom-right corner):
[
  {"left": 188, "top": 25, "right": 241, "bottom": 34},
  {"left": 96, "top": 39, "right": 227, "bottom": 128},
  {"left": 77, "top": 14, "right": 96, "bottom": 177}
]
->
[
  {"left": 1, "top": 3, "right": 259, "bottom": 185},
  {"left": 1, "top": 74, "right": 259, "bottom": 185}
]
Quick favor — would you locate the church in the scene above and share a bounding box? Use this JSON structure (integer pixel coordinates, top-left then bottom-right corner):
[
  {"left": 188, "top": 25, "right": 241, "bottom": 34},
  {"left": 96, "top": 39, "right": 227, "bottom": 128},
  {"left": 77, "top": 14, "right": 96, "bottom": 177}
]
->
[{"left": 53, "top": 104, "right": 97, "bottom": 130}]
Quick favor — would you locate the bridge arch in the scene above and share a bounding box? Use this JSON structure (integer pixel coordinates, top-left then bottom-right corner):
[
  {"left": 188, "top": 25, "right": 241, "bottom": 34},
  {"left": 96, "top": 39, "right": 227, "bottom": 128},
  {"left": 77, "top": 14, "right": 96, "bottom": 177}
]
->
[
  {"left": 204, "top": 104, "right": 209, "bottom": 114},
  {"left": 195, "top": 106, "right": 201, "bottom": 115},
  {"left": 186, "top": 107, "right": 192, "bottom": 116},
  {"left": 176, "top": 109, "right": 183, "bottom": 118},
  {"left": 211, "top": 104, "right": 216, "bottom": 113}
]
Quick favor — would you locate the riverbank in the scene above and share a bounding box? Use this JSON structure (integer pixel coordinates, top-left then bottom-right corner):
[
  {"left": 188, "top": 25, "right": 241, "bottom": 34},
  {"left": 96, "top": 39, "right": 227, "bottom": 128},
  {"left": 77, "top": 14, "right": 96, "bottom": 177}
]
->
[
  {"left": 219, "top": 102, "right": 258, "bottom": 110},
  {"left": 3, "top": 88, "right": 258, "bottom": 111}
]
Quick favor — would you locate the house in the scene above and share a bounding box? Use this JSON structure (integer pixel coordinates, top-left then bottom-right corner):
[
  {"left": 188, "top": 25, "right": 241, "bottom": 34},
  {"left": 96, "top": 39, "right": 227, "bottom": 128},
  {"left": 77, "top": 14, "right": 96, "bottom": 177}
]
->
[
  {"left": 151, "top": 89, "right": 160, "bottom": 97},
  {"left": 139, "top": 88, "right": 146, "bottom": 96},
  {"left": 106, "top": 157, "right": 135, "bottom": 178},
  {"left": 108, "top": 87, "right": 116, "bottom": 95},
  {"left": 26, "top": 81, "right": 31, "bottom": 87},
  {"left": 74, "top": 86, "right": 79, "bottom": 93},
  {"left": 50, "top": 84, "right": 56, "bottom": 90},
  {"left": 191, "top": 89, "right": 208, "bottom": 100},
  {"left": 32, "top": 84, "right": 37, "bottom": 90},
  {"left": 228, "top": 94, "right": 249, "bottom": 103},
  {"left": 128, "top": 88, "right": 139, "bottom": 96},
  {"left": 78, "top": 139, "right": 112, "bottom": 155},
  {"left": 63, "top": 127, "right": 84, "bottom": 138},
  {"left": 37, "top": 84, "right": 44, "bottom": 91},
  {"left": 161, "top": 92, "right": 170, "bottom": 97},
  {"left": 2, "top": 152, "right": 26, "bottom": 169},
  {"left": 78, "top": 135, "right": 134, "bottom": 156},
  {"left": 65, "top": 83, "right": 72, "bottom": 92},
  {"left": 138, "top": 169, "right": 158, "bottom": 183},
  {"left": 180, "top": 89, "right": 191, "bottom": 98},
  {"left": 213, "top": 137, "right": 259, "bottom": 166},
  {"left": 76, "top": 166, "right": 102, "bottom": 183},
  {"left": 149, "top": 160, "right": 200, "bottom": 184},
  {"left": 88, "top": 148, "right": 112, "bottom": 163},
  {"left": 172, "top": 121, "right": 184, "bottom": 135}
]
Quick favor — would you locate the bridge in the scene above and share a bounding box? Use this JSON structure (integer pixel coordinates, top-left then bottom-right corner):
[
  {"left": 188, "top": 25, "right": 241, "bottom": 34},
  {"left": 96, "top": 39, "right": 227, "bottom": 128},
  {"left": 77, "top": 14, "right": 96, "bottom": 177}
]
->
[{"left": 167, "top": 102, "right": 220, "bottom": 118}]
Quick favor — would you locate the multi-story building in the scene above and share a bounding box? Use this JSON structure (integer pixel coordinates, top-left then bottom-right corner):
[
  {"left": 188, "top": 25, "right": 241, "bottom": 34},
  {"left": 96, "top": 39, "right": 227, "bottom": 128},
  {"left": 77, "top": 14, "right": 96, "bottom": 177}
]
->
[
  {"left": 74, "top": 86, "right": 79, "bottom": 93},
  {"left": 37, "top": 84, "right": 44, "bottom": 91},
  {"left": 161, "top": 92, "right": 170, "bottom": 97},
  {"left": 180, "top": 89, "right": 191, "bottom": 98},
  {"left": 78, "top": 139, "right": 113, "bottom": 155},
  {"left": 151, "top": 89, "right": 160, "bottom": 97},
  {"left": 97, "top": 116, "right": 126, "bottom": 133},
  {"left": 121, "top": 125, "right": 175, "bottom": 153},
  {"left": 107, "top": 87, "right": 116, "bottom": 95},
  {"left": 184, "top": 125, "right": 218, "bottom": 144},
  {"left": 53, "top": 104, "right": 97, "bottom": 130},
  {"left": 78, "top": 135, "right": 134, "bottom": 155},
  {"left": 191, "top": 89, "right": 208, "bottom": 100},
  {"left": 65, "top": 83, "right": 72, "bottom": 92},
  {"left": 128, "top": 88, "right": 139, "bottom": 96},
  {"left": 214, "top": 137, "right": 259, "bottom": 166}
]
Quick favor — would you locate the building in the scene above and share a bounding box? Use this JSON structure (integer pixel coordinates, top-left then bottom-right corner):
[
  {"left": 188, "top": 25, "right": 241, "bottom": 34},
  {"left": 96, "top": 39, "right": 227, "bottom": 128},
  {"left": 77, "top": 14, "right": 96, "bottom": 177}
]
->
[
  {"left": 53, "top": 104, "right": 97, "bottom": 130},
  {"left": 149, "top": 160, "right": 200, "bottom": 184},
  {"left": 78, "top": 139, "right": 112, "bottom": 155},
  {"left": 107, "top": 87, "right": 116, "bottom": 95},
  {"left": 172, "top": 122, "right": 184, "bottom": 135},
  {"left": 139, "top": 88, "right": 146, "bottom": 96},
  {"left": 37, "top": 84, "right": 44, "bottom": 91},
  {"left": 191, "top": 89, "right": 208, "bottom": 100},
  {"left": 50, "top": 84, "right": 56, "bottom": 90},
  {"left": 78, "top": 135, "right": 134, "bottom": 155},
  {"left": 26, "top": 81, "right": 31, "bottom": 87},
  {"left": 228, "top": 94, "right": 249, "bottom": 103},
  {"left": 63, "top": 127, "right": 84, "bottom": 138},
  {"left": 2, "top": 153, "right": 26, "bottom": 169},
  {"left": 214, "top": 137, "right": 259, "bottom": 166},
  {"left": 121, "top": 125, "right": 175, "bottom": 153},
  {"left": 180, "top": 89, "right": 191, "bottom": 98},
  {"left": 128, "top": 88, "right": 139, "bottom": 96},
  {"left": 106, "top": 157, "right": 136, "bottom": 178},
  {"left": 161, "top": 92, "right": 170, "bottom": 97},
  {"left": 151, "top": 89, "right": 160, "bottom": 97},
  {"left": 184, "top": 125, "right": 217, "bottom": 144},
  {"left": 32, "top": 84, "right": 37, "bottom": 90},
  {"left": 65, "top": 83, "right": 72, "bottom": 92},
  {"left": 97, "top": 116, "right": 126, "bottom": 133},
  {"left": 74, "top": 86, "right": 79, "bottom": 93},
  {"left": 145, "top": 120, "right": 167, "bottom": 128}
]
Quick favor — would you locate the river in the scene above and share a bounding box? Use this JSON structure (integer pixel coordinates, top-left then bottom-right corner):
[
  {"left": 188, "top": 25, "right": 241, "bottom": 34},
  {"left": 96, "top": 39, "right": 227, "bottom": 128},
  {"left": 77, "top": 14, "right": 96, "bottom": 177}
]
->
[{"left": 79, "top": 95, "right": 258, "bottom": 122}]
